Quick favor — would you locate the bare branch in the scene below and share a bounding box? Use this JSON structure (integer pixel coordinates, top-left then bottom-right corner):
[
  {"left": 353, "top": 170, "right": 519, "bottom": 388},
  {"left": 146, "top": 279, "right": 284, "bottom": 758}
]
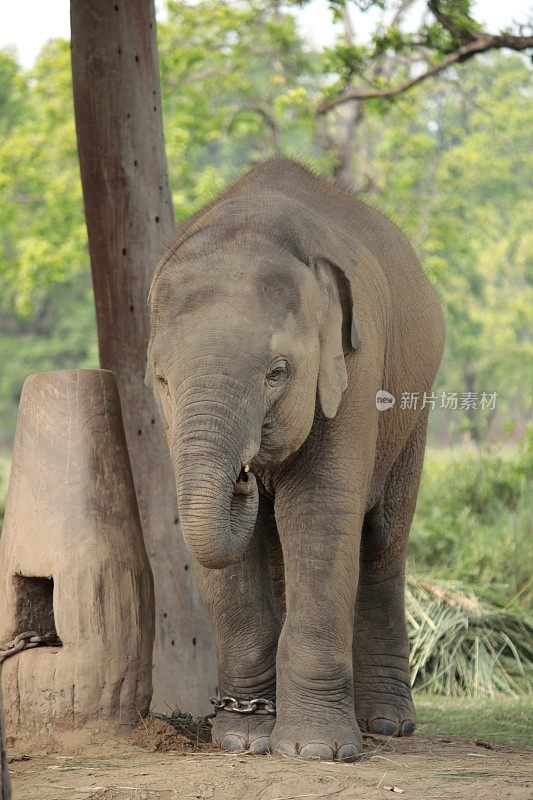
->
[
  {"left": 316, "top": 32, "right": 533, "bottom": 115},
  {"left": 228, "top": 105, "right": 281, "bottom": 150},
  {"left": 427, "top": 0, "right": 478, "bottom": 44},
  {"left": 342, "top": 5, "right": 355, "bottom": 45},
  {"left": 390, "top": 0, "right": 419, "bottom": 30}
]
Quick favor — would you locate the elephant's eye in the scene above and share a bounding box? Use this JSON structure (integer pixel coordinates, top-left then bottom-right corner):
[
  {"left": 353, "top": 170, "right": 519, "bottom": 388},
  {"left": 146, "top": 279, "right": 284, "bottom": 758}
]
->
[
  {"left": 266, "top": 357, "right": 290, "bottom": 387},
  {"left": 156, "top": 374, "right": 168, "bottom": 388}
]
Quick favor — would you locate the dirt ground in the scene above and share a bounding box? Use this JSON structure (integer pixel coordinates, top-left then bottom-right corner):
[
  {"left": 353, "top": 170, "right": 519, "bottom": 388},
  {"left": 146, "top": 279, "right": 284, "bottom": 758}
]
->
[{"left": 6, "top": 718, "right": 533, "bottom": 800}]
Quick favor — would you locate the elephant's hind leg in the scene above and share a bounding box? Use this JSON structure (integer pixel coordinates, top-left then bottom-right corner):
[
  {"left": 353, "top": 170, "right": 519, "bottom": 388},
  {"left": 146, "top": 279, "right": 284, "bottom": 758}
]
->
[{"left": 353, "top": 410, "right": 429, "bottom": 737}]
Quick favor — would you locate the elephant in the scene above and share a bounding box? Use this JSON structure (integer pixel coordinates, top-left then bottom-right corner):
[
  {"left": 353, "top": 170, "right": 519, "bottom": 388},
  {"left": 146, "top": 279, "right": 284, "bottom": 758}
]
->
[{"left": 146, "top": 158, "right": 445, "bottom": 762}]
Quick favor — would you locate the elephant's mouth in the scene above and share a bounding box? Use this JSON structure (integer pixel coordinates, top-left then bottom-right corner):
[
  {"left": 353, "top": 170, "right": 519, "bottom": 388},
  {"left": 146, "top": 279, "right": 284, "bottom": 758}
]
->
[{"left": 234, "top": 463, "right": 254, "bottom": 496}]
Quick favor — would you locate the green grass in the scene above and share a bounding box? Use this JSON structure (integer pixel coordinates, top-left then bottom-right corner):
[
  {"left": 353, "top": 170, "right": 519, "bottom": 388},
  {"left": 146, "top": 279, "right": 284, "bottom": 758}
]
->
[
  {"left": 415, "top": 694, "right": 533, "bottom": 747},
  {"left": 409, "top": 435, "right": 533, "bottom": 611}
]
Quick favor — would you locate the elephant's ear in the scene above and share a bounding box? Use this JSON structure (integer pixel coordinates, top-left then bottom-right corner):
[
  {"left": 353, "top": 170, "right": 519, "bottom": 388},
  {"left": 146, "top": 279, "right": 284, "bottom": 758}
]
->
[{"left": 313, "top": 256, "right": 360, "bottom": 419}]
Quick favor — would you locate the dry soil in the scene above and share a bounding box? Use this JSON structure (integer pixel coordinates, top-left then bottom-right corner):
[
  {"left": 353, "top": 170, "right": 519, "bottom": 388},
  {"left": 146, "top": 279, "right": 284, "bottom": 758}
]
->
[{"left": 6, "top": 719, "right": 532, "bottom": 800}]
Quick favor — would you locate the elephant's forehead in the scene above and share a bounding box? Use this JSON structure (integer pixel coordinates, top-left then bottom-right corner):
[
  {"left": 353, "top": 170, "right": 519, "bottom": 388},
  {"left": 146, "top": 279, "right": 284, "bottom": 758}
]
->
[{"left": 153, "top": 252, "right": 313, "bottom": 321}]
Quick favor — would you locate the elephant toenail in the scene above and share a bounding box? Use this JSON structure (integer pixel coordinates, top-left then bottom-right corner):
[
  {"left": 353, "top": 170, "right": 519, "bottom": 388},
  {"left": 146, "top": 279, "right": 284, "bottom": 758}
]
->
[
  {"left": 299, "top": 743, "right": 335, "bottom": 761},
  {"left": 336, "top": 743, "right": 360, "bottom": 762},
  {"left": 220, "top": 734, "right": 246, "bottom": 752},
  {"left": 249, "top": 736, "right": 270, "bottom": 754},
  {"left": 369, "top": 718, "right": 400, "bottom": 736},
  {"left": 274, "top": 741, "right": 298, "bottom": 757},
  {"left": 400, "top": 720, "right": 416, "bottom": 736}
]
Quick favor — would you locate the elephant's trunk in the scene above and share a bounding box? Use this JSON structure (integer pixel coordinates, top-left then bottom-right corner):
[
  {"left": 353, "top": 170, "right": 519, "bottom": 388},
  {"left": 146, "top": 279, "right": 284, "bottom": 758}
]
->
[{"left": 172, "top": 390, "right": 260, "bottom": 570}]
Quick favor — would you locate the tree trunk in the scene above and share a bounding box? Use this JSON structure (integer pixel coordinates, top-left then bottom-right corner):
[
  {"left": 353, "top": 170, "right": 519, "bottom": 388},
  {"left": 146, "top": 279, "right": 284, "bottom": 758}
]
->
[
  {"left": 464, "top": 366, "right": 482, "bottom": 445},
  {"left": 70, "top": 0, "right": 217, "bottom": 713}
]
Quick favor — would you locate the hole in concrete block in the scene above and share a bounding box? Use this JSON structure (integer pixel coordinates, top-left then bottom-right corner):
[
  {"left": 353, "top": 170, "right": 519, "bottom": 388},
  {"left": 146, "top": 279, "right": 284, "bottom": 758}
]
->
[{"left": 13, "top": 575, "right": 60, "bottom": 642}]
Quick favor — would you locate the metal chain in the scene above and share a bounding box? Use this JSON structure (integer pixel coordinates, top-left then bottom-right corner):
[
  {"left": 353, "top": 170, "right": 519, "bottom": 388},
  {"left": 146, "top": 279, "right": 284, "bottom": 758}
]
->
[
  {"left": 0, "top": 631, "right": 61, "bottom": 665},
  {"left": 210, "top": 696, "right": 276, "bottom": 716}
]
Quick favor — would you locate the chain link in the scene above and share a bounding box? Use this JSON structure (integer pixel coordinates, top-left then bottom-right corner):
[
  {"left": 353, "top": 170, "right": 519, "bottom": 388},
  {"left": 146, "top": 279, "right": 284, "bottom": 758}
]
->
[
  {"left": 0, "top": 631, "right": 61, "bottom": 665},
  {"left": 209, "top": 696, "right": 276, "bottom": 716}
]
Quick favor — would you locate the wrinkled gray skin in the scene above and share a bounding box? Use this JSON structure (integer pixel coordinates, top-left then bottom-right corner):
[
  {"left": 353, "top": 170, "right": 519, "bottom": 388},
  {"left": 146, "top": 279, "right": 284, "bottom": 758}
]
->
[{"left": 147, "top": 159, "right": 445, "bottom": 762}]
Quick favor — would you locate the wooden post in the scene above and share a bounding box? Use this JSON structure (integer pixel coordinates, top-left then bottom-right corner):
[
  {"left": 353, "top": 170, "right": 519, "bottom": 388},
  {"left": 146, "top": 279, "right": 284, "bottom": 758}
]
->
[
  {"left": 70, "top": 0, "right": 217, "bottom": 712},
  {"left": 0, "top": 370, "right": 154, "bottom": 732}
]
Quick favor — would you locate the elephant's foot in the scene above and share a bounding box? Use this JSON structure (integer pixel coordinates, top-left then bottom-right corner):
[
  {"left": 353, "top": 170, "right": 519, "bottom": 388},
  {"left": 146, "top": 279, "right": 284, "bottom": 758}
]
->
[
  {"left": 354, "top": 666, "right": 416, "bottom": 737},
  {"left": 270, "top": 706, "right": 362, "bottom": 762},
  {"left": 211, "top": 710, "right": 275, "bottom": 754}
]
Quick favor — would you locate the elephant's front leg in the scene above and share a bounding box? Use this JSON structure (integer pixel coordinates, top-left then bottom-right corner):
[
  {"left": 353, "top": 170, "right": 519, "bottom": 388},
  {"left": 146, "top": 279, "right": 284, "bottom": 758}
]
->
[
  {"left": 271, "top": 477, "right": 364, "bottom": 762},
  {"left": 197, "top": 494, "right": 281, "bottom": 753}
]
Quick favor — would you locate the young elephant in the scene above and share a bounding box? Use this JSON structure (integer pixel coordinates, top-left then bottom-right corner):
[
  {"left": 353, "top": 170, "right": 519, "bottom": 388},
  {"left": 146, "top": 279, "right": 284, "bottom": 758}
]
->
[{"left": 146, "top": 158, "right": 444, "bottom": 762}]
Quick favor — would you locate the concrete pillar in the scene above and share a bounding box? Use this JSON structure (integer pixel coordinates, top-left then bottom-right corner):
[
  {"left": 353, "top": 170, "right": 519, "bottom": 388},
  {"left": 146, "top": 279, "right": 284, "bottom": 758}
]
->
[
  {"left": 0, "top": 370, "right": 154, "bottom": 733},
  {"left": 0, "top": 688, "right": 10, "bottom": 800}
]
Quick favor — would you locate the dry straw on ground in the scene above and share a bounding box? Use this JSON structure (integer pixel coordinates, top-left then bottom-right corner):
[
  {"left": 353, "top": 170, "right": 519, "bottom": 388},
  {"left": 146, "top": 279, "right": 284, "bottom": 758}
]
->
[{"left": 406, "top": 577, "right": 533, "bottom": 696}]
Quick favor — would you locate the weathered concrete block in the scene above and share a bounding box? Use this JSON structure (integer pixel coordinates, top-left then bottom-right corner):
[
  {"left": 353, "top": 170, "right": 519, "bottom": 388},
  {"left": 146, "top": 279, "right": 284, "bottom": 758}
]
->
[
  {"left": 0, "top": 370, "right": 154, "bottom": 733},
  {"left": 0, "top": 688, "right": 10, "bottom": 800}
]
